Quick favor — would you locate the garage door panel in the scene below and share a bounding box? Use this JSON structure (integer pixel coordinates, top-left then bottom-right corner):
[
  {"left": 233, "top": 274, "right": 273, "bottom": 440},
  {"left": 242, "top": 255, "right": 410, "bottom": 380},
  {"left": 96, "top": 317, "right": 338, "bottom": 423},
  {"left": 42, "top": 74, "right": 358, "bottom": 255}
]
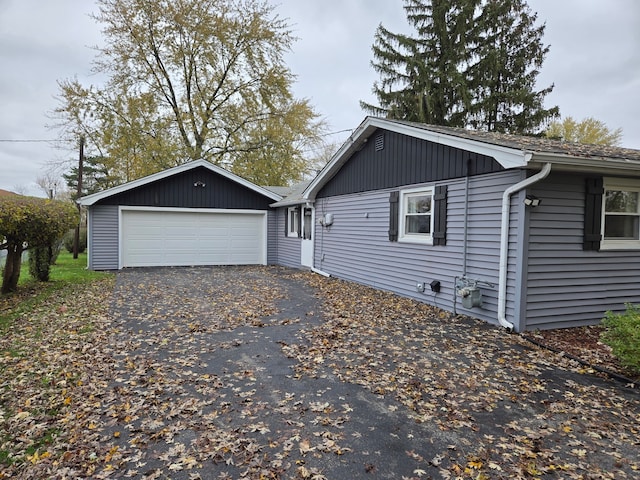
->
[
  {"left": 122, "top": 210, "right": 265, "bottom": 267},
  {"left": 232, "top": 238, "right": 259, "bottom": 249}
]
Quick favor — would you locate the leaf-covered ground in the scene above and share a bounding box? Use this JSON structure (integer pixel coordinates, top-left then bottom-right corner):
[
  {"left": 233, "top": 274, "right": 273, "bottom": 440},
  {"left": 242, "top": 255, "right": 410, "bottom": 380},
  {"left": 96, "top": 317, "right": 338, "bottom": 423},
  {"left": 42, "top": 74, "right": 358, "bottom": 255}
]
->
[
  {"left": 522, "top": 325, "right": 640, "bottom": 383},
  {"left": 1, "top": 266, "right": 638, "bottom": 479}
]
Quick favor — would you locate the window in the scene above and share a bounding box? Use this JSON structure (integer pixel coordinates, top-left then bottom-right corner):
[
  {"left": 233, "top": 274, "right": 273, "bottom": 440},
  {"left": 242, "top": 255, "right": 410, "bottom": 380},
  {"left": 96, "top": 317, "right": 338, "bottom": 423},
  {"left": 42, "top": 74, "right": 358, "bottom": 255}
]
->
[
  {"left": 287, "top": 207, "right": 300, "bottom": 238},
  {"left": 302, "top": 207, "right": 312, "bottom": 240},
  {"left": 601, "top": 179, "right": 640, "bottom": 249},
  {"left": 399, "top": 187, "right": 434, "bottom": 244}
]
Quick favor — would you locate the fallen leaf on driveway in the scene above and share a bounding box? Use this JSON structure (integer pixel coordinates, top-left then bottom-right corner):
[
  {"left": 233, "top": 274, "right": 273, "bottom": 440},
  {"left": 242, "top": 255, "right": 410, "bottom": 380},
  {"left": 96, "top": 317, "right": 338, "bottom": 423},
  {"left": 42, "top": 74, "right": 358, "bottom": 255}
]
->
[{"left": 1, "top": 266, "right": 638, "bottom": 480}]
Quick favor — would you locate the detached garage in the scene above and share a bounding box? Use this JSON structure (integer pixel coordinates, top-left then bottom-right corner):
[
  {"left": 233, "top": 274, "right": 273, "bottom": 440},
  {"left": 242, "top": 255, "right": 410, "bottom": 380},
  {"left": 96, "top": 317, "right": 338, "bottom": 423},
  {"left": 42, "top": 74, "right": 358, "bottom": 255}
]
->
[{"left": 78, "top": 160, "right": 281, "bottom": 270}]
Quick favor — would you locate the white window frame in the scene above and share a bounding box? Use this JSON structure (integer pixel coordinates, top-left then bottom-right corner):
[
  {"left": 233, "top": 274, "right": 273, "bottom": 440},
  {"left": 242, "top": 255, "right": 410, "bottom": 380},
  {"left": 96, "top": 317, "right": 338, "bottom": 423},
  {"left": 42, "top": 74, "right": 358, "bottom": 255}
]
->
[
  {"left": 600, "top": 177, "right": 640, "bottom": 250},
  {"left": 399, "top": 186, "right": 434, "bottom": 245},
  {"left": 287, "top": 207, "right": 300, "bottom": 238}
]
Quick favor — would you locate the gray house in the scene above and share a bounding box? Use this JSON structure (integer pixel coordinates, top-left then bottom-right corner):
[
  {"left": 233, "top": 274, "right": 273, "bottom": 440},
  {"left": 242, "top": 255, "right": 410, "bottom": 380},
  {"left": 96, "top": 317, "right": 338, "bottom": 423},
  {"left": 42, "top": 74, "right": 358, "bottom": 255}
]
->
[
  {"left": 79, "top": 117, "right": 640, "bottom": 332},
  {"left": 272, "top": 117, "right": 640, "bottom": 332}
]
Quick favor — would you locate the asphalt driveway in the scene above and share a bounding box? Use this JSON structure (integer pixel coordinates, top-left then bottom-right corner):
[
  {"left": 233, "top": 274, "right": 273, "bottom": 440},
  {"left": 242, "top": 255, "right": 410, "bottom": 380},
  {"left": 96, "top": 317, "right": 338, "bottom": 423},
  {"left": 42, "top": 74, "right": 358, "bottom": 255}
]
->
[{"left": 92, "top": 266, "right": 639, "bottom": 479}]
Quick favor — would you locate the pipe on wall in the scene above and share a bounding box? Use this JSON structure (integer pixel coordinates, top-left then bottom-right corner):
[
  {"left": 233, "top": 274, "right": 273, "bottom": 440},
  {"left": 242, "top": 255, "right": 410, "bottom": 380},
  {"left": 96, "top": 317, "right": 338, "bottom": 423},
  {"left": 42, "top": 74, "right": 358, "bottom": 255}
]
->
[
  {"left": 462, "top": 158, "right": 472, "bottom": 277},
  {"left": 497, "top": 162, "right": 552, "bottom": 331}
]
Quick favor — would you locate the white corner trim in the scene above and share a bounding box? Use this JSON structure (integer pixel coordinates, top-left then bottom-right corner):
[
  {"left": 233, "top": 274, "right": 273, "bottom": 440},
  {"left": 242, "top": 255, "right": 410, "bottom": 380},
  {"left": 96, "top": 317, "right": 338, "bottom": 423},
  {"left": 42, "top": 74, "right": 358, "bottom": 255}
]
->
[{"left": 497, "top": 162, "right": 552, "bottom": 331}]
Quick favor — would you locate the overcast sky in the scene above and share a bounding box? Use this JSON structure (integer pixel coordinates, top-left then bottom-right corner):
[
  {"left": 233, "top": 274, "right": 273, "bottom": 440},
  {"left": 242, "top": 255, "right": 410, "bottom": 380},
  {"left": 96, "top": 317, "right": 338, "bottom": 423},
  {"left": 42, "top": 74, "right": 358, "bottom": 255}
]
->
[{"left": 1, "top": 0, "right": 638, "bottom": 196}]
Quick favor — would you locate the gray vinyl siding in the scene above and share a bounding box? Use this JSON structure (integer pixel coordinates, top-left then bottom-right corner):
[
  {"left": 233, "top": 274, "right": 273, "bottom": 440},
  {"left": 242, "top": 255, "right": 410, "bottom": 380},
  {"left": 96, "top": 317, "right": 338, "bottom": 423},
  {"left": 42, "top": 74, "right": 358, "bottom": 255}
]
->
[
  {"left": 524, "top": 173, "right": 640, "bottom": 329},
  {"left": 267, "top": 210, "right": 278, "bottom": 265},
  {"left": 314, "top": 170, "right": 525, "bottom": 327},
  {"left": 274, "top": 207, "right": 301, "bottom": 268},
  {"left": 88, "top": 205, "right": 119, "bottom": 270}
]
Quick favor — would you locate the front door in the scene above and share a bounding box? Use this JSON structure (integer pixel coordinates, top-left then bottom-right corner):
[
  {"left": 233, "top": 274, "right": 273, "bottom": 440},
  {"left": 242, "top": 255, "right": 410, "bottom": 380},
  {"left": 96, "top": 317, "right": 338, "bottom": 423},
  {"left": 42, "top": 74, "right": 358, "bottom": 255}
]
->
[{"left": 300, "top": 206, "right": 314, "bottom": 267}]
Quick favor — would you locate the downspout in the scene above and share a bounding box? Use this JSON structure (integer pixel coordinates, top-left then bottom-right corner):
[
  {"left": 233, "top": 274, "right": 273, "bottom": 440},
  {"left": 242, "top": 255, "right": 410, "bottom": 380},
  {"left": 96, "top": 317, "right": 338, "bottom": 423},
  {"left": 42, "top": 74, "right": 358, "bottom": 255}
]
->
[
  {"left": 311, "top": 266, "right": 331, "bottom": 277},
  {"left": 497, "top": 162, "right": 552, "bottom": 331}
]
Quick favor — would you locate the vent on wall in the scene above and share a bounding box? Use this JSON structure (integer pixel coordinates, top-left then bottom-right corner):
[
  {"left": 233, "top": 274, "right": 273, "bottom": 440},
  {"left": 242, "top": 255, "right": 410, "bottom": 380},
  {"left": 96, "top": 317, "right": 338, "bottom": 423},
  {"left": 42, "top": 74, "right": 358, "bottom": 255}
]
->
[{"left": 375, "top": 134, "right": 384, "bottom": 151}]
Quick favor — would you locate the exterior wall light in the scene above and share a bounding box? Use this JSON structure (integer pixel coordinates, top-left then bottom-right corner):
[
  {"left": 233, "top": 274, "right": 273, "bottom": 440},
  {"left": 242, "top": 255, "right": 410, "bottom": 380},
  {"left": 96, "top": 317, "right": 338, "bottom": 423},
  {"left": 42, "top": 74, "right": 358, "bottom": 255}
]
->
[
  {"left": 193, "top": 181, "right": 206, "bottom": 188},
  {"left": 524, "top": 194, "right": 540, "bottom": 207}
]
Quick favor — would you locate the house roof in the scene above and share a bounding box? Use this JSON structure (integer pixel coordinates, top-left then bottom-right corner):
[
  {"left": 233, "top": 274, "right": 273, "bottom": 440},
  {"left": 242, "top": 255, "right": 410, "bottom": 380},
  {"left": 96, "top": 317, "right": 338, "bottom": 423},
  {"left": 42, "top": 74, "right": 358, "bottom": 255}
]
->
[
  {"left": 0, "top": 189, "right": 17, "bottom": 197},
  {"left": 269, "top": 180, "right": 311, "bottom": 207},
  {"left": 262, "top": 185, "right": 293, "bottom": 197},
  {"left": 390, "top": 119, "right": 640, "bottom": 164},
  {"left": 77, "top": 159, "right": 282, "bottom": 206},
  {"left": 304, "top": 116, "right": 640, "bottom": 201}
]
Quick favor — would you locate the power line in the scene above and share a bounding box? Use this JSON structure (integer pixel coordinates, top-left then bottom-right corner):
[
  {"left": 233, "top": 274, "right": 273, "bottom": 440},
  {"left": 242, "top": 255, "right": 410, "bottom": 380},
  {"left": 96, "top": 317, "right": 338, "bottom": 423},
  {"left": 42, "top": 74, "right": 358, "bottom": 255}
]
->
[
  {"left": 0, "top": 139, "right": 55, "bottom": 143},
  {"left": 0, "top": 129, "right": 352, "bottom": 145},
  {"left": 318, "top": 128, "right": 352, "bottom": 138}
]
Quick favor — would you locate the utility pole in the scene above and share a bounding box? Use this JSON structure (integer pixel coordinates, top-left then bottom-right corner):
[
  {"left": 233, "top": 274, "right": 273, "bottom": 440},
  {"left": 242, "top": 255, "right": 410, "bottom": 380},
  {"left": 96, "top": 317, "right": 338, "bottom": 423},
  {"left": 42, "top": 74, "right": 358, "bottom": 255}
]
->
[{"left": 73, "top": 135, "right": 85, "bottom": 259}]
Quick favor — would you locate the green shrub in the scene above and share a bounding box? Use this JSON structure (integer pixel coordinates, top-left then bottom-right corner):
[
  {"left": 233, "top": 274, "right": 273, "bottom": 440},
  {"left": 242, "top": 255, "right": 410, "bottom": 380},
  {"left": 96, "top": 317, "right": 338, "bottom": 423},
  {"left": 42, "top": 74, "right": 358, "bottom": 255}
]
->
[
  {"left": 29, "top": 246, "right": 51, "bottom": 282},
  {"left": 0, "top": 196, "right": 78, "bottom": 293},
  {"left": 601, "top": 304, "right": 640, "bottom": 375},
  {"left": 49, "top": 240, "right": 63, "bottom": 265},
  {"left": 63, "top": 228, "right": 87, "bottom": 254}
]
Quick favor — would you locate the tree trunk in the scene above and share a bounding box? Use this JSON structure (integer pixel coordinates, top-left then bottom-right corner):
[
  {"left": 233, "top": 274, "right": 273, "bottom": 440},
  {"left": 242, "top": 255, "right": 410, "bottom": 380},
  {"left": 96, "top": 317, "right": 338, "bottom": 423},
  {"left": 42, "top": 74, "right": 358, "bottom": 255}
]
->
[{"left": 1, "top": 242, "right": 24, "bottom": 294}]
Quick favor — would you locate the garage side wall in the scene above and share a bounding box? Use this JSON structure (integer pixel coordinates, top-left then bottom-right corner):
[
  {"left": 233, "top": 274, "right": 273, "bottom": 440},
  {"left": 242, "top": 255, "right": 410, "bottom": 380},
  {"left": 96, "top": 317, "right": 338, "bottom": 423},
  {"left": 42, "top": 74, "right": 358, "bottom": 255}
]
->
[
  {"left": 87, "top": 205, "right": 119, "bottom": 270},
  {"left": 267, "top": 210, "right": 279, "bottom": 265}
]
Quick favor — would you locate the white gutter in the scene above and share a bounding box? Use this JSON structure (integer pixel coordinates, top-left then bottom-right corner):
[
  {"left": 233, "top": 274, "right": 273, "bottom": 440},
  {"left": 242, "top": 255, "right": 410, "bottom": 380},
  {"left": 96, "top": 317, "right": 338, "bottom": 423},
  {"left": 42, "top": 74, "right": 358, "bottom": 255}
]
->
[{"left": 497, "top": 162, "right": 552, "bottom": 331}]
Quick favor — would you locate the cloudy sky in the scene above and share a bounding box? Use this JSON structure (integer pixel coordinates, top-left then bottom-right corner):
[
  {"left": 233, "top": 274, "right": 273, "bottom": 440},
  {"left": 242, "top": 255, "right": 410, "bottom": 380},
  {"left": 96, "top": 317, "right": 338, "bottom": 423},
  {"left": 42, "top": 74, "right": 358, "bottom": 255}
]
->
[{"left": 0, "top": 0, "right": 638, "bottom": 196}]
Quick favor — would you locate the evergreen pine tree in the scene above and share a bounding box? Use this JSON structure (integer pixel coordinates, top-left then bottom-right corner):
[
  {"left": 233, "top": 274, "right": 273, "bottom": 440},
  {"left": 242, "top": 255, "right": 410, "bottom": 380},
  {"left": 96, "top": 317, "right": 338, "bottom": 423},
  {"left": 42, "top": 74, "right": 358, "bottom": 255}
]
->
[
  {"left": 362, "top": 0, "right": 476, "bottom": 126},
  {"left": 467, "top": 0, "right": 559, "bottom": 133},
  {"left": 362, "top": 0, "right": 559, "bottom": 134},
  {"left": 63, "top": 156, "right": 120, "bottom": 199}
]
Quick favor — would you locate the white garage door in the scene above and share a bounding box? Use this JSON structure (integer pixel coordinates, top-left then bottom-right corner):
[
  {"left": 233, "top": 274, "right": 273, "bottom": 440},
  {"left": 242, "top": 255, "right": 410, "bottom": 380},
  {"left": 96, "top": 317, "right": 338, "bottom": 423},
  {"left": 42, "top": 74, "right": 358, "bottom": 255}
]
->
[{"left": 121, "top": 209, "right": 266, "bottom": 267}]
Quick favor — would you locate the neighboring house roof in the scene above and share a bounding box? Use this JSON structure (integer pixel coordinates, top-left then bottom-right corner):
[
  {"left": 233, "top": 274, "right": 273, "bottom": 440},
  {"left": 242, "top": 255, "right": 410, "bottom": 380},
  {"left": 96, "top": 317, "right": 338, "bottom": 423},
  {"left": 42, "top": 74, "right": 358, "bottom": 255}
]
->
[
  {"left": 77, "top": 159, "right": 282, "bottom": 206},
  {"left": 304, "top": 116, "right": 640, "bottom": 201},
  {"left": 270, "top": 180, "right": 311, "bottom": 207},
  {"left": 0, "top": 189, "right": 17, "bottom": 197}
]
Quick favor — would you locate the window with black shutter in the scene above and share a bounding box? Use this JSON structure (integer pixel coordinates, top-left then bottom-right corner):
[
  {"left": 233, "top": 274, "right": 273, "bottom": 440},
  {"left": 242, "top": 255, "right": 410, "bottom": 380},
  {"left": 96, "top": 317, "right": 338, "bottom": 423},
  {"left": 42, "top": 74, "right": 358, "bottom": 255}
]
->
[{"left": 389, "top": 185, "right": 448, "bottom": 246}]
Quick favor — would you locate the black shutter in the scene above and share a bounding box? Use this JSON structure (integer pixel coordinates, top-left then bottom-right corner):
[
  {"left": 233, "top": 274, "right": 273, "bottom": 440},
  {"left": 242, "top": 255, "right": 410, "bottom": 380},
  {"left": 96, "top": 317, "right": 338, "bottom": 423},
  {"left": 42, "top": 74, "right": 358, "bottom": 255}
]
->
[
  {"left": 584, "top": 177, "right": 604, "bottom": 251},
  {"left": 389, "top": 191, "right": 399, "bottom": 241},
  {"left": 297, "top": 206, "right": 302, "bottom": 237},
  {"left": 433, "top": 185, "right": 448, "bottom": 246},
  {"left": 284, "top": 208, "right": 288, "bottom": 236}
]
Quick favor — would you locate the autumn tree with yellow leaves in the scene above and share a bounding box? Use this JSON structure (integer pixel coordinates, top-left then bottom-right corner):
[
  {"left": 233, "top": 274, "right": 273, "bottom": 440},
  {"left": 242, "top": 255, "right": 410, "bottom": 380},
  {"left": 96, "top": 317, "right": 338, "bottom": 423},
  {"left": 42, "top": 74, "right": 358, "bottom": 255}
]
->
[
  {"left": 53, "top": 0, "right": 324, "bottom": 186},
  {"left": 546, "top": 116, "right": 623, "bottom": 146}
]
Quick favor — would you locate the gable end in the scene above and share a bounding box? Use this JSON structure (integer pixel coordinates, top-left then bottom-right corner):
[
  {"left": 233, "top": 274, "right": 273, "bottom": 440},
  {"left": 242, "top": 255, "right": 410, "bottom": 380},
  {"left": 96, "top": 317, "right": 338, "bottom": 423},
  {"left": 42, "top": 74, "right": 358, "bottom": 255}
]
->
[
  {"left": 317, "top": 129, "right": 504, "bottom": 198},
  {"left": 95, "top": 166, "right": 274, "bottom": 210}
]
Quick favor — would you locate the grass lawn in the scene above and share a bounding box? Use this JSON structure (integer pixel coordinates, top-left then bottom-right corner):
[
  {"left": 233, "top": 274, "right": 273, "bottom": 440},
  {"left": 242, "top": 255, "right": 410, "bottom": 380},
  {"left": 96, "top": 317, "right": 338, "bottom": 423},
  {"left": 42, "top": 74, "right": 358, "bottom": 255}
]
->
[
  {"left": 0, "top": 251, "right": 114, "bottom": 473},
  {"left": 0, "top": 251, "right": 112, "bottom": 331}
]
